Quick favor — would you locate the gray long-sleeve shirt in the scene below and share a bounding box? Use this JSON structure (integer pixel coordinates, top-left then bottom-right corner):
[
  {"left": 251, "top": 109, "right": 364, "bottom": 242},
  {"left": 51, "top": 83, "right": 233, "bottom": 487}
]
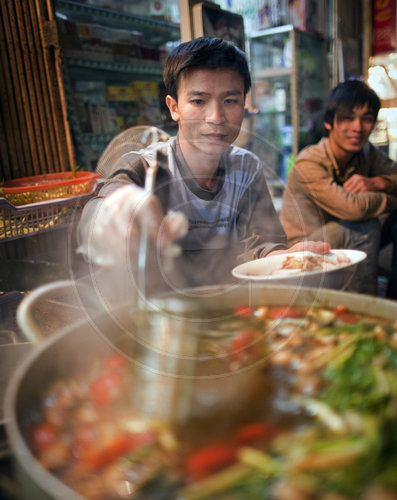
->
[{"left": 78, "top": 136, "right": 287, "bottom": 287}]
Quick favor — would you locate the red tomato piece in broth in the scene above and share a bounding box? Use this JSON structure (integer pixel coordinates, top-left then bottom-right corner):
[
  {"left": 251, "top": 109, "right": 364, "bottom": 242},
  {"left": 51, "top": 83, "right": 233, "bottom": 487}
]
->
[
  {"left": 334, "top": 305, "right": 360, "bottom": 324},
  {"left": 90, "top": 371, "right": 124, "bottom": 407},
  {"left": 104, "top": 355, "right": 128, "bottom": 371},
  {"left": 234, "top": 306, "right": 255, "bottom": 317},
  {"left": 82, "top": 431, "right": 157, "bottom": 470},
  {"left": 234, "top": 422, "right": 281, "bottom": 445},
  {"left": 267, "top": 307, "right": 306, "bottom": 319},
  {"left": 31, "top": 422, "right": 58, "bottom": 453},
  {"left": 230, "top": 329, "right": 254, "bottom": 356},
  {"left": 185, "top": 442, "right": 238, "bottom": 481},
  {"left": 334, "top": 305, "right": 348, "bottom": 314},
  {"left": 336, "top": 312, "right": 361, "bottom": 324}
]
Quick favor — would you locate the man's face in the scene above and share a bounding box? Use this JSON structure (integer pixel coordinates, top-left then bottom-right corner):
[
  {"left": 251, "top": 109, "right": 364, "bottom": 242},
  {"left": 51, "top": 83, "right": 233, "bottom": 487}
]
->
[
  {"left": 325, "top": 103, "right": 376, "bottom": 155},
  {"left": 166, "top": 68, "right": 245, "bottom": 158}
]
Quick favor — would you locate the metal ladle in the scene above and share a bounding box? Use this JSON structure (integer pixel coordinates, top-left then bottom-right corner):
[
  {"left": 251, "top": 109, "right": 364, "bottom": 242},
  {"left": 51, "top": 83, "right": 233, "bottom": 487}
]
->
[
  {"left": 133, "top": 156, "right": 199, "bottom": 423},
  {"left": 137, "top": 161, "right": 158, "bottom": 310}
]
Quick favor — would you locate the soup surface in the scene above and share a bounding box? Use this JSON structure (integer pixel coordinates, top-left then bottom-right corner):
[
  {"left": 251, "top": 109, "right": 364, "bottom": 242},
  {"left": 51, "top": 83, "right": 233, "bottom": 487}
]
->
[{"left": 26, "top": 304, "right": 397, "bottom": 499}]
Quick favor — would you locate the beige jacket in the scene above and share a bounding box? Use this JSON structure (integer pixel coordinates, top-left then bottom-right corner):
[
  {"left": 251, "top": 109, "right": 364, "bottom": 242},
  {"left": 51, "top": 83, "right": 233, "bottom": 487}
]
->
[{"left": 280, "top": 138, "right": 397, "bottom": 245}]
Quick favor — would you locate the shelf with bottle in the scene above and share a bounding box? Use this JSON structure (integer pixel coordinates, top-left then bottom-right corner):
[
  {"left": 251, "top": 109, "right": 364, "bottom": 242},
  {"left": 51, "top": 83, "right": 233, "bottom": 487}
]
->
[
  {"left": 253, "top": 76, "right": 291, "bottom": 115},
  {"left": 56, "top": 0, "right": 180, "bottom": 45},
  {"left": 63, "top": 75, "right": 169, "bottom": 169},
  {"left": 250, "top": 25, "right": 293, "bottom": 69},
  {"left": 56, "top": 11, "right": 176, "bottom": 70},
  {"left": 64, "top": 56, "right": 164, "bottom": 76},
  {"left": 55, "top": 0, "right": 180, "bottom": 96},
  {"left": 66, "top": 78, "right": 167, "bottom": 141}
]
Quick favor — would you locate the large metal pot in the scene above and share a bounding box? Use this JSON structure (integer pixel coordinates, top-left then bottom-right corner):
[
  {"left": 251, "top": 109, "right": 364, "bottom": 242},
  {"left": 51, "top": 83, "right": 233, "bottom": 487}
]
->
[{"left": 4, "top": 283, "right": 397, "bottom": 499}]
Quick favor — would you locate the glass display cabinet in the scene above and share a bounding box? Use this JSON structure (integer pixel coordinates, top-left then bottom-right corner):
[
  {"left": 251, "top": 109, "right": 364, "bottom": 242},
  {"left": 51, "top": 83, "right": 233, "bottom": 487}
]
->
[
  {"left": 249, "top": 25, "right": 328, "bottom": 181},
  {"left": 54, "top": 0, "right": 180, "bottom": 170}
]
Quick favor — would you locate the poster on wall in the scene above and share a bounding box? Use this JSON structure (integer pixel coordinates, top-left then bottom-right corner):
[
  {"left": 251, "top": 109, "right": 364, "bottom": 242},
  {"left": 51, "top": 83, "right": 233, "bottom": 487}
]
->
[
  {"left": 373, "top": 0, "right": 396, "bottom": 54},
  {"left": 192, "top": 2, "right": 245, "bottom": 52}
]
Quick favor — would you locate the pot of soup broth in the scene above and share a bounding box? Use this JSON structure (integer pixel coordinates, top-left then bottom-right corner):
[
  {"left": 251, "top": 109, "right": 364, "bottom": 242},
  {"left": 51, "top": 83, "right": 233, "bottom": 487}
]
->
[{"left": 4, "top": 283, "right": 397, "bottom": 499}]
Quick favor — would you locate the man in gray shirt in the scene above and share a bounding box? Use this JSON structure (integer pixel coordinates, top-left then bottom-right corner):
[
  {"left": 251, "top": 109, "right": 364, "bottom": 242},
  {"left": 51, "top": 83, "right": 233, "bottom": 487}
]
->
[{"left": 78, "top": 37, "right": 328, "bottom": 290}]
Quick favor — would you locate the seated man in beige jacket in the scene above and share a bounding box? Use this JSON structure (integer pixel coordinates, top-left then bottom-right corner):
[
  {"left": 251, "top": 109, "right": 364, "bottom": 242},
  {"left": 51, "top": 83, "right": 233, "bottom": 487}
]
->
[{"left": 280, "top": 80, "right": 397, "bottom": 296}]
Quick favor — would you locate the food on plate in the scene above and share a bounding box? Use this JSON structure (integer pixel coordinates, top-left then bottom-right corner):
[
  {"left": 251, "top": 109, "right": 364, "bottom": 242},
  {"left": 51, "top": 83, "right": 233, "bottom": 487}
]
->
[
  {"left": 245, "top": 251, "right": 352, "bottom": 278},
  {"left": 279, "top": 251, "right": 350, "bottom": 272},
  {"left": 269, "top": 252, "right": 351, "bottom": 277},
  {"left": 26, "top": 304, "right": 397, "bottom": 499}
]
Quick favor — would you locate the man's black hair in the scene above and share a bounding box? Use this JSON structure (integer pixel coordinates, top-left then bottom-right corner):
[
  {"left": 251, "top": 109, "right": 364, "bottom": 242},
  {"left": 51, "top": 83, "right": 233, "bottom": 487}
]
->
[
  {"left": 163, "top": 37, "right": 251, "bottom": 100},
  {"left": 323, "top": 80, "right": 381, "bottom": 136}
]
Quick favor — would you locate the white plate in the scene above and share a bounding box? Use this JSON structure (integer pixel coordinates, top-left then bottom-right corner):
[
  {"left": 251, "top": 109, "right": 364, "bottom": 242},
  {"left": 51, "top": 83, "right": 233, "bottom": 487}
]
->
[{"left": 232, "top": 249, "right": 367, "bottom": 289}]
